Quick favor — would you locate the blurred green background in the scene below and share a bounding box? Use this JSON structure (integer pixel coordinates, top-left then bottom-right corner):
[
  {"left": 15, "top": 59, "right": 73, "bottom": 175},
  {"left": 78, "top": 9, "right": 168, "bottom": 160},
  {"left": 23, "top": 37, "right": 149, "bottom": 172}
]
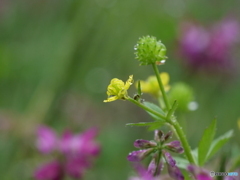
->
[{"left": 0, "top": 0, "right": 240, "bottom": 179}]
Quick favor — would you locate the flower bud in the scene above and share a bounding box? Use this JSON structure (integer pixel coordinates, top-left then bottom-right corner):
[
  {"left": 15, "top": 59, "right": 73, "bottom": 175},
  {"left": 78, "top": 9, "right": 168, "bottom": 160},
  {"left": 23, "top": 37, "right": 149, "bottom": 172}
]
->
[
  {"left": 163, "top": 151, "right": 184, "bottom": 180},
  {"left": 134, "top": 36, "right": 167, "bottom": 65},
  {"left": 134, "top": 139, "right": 157, "bottom": 149},
  {"left": 147, "top": 154, "right": 163, "bottom": 176},
  {"left": 154, "top": 130, "right": 164, "bottom": 143},
  {"left": 127, "top": 149, "right": 154, "bottom": 162},
  {"left": 163, "top": 151, "right": 176, "bottom": 167},
  {"left": 164, "top": 131, "right": 173, "bottom": 142},
  {"left": 165, "top": 140, "right": 184, "bottom": 154}
]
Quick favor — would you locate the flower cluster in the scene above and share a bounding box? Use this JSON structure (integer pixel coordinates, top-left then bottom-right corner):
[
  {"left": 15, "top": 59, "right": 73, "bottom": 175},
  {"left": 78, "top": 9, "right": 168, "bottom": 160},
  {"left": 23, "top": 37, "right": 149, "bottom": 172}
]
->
[
  {"left": 179, "top": 19, "right": 239, "bottom": 73},
  {"left": 135, "top": 36, "right": 167, "bottom": 66},
  {"left": 127, "top": 130, "right": 184, "bottom": 180},
  {"left": 34, "top": 126, "right": 100, "bottom": 180}
]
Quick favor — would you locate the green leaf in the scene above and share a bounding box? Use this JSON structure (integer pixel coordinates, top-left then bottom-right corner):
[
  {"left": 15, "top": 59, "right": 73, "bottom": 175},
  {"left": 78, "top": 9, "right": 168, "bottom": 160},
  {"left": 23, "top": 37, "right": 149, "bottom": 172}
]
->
[
  {"left": 173, "top": 157, "right": 189, "bottom": 169},
  {"left": 143, "top": 101, "right": 166, "bottom": 121},
  {"left": 126, "top": 121, "right": 165, "bottom": 130},
  {"left": 198, "top": 119, "right": 217, "bottom": 166},
  {"left": 192, "top": 148, "right": 198, "bottom": 164},
  {"left": 229, "top": 155, "right": 240, "bottom": 171},
  {"left": 147, "top": 121, "right": 165, "bottom": 131},
  {"left": 206, "top": 130, "right": 233, "bottom": 162}
]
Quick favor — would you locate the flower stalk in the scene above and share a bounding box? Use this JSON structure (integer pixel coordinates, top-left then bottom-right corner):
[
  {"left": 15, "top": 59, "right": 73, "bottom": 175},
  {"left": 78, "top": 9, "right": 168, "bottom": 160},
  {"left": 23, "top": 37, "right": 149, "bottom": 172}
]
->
[
  {"left": 149, "top": 50, "right": 195, "bottom": 165},
  {"left": 169, "top": 120, "right": 196, "bottom": 164},
  {"left": 152, "top": 63, "right": 170, "bottom": 111},
  {"left": 127, "top": 97, "right": 166, "bottom": 121}
]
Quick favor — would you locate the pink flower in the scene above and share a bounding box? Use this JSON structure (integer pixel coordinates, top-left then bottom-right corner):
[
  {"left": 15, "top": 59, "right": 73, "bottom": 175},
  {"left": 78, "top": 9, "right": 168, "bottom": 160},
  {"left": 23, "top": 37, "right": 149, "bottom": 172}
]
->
[
  {"left": 34, "top": 125, "right": 100, "bottom": 180},
  {"left": 64, "top": 156, "right": 90, "bottom": 178},
  {"left": 34, "top": 161, "right": 62, "bottom": 180},
  {"left": 179, "top": 19, "right": 239, "bottom": 73},
  {"left": 59, "top": 128, "right": 100, "bottom": 156},
  {"left": 36, "top": 126, "right": 58, "bottom": 154}
]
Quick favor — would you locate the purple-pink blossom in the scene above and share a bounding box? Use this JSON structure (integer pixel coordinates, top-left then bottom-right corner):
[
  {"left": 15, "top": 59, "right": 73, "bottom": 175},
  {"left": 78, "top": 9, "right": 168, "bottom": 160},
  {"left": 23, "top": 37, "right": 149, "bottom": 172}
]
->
[
  {"left": 36, "top": 126, "right": 58, "bottom": 154},
  {"left": 127, "top": 131, "right": 184, "bottom": 179},
  {"left": 127, "top": 149, "right": 154, "bottom": 162},
  {"left": 34, "top": 161, "right": 62, "bottom": 180},
  {"left": 163, "top": 151, "right": 184, "bottom": 180},
  {"left": 179, "top": 19, "right": 239, "bottom": 73},
  {"left": 34, "top": 125, "right": 100, "bottom": 180}
]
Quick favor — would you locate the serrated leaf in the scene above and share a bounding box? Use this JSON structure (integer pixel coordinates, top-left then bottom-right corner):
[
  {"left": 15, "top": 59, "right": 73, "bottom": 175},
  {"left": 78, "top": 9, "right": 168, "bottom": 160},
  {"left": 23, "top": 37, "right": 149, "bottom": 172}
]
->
[
  {"left": 143, "top": 101, "right": 166, "bottom": 122},
  {"left": 198, "top": 119, "right": 216, "bottom": 166},
  {"left": 206, "top": 130, "right": 233, "bottom": 162},
  {"left": 126, "top": 121, "right": 165, "bottom": 130}
]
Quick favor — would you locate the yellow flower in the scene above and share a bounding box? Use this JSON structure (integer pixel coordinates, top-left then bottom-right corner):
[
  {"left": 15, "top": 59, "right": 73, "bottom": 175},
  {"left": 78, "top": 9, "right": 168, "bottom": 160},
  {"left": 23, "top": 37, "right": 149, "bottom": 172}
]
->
[
  {"left": 104, "top": 75, "right": 133, "bottom": 102},
  {"left": 138, "top": 72, "right": 170, "bottom": 97}
]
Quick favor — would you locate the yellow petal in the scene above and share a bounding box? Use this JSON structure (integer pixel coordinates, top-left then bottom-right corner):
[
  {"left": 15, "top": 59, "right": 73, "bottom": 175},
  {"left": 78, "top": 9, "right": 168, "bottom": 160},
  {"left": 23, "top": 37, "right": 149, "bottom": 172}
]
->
[
  {"left": 160, "top": 72, "right": 169, "bottom": 86},
  {"left": 139, "top": 80, "right": 150, "bottom": 93},
  {"left": 103, "top": 96, "right": 119, "bottom": 102},
  {"left": 124, "top": 75, "right": 134, "bottom": 90}
]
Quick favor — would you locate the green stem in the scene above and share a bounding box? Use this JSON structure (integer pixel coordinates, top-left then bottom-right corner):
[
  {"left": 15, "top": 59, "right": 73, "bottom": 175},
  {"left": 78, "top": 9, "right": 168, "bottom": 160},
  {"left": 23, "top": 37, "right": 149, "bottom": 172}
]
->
[
  {"left": 127, "top": 98, "right": 166, "bottom": 121},
  {"left": 154, "top": 151, "right": 162, "bottom": 176},
  {"left": 168, "top": 120, "right": 196, "bottom": 164},
  {"left": 151, "top": 64, "right": 195, "bottom": 163},
  {"left": 152, "top": 63, "right": 170, "bottom": 111},
  {"left": 129, "top": 96, "right": 195, "bottom": 164},
  {"left": 166, "top": 100, "right": 177, "bottom": 120}
]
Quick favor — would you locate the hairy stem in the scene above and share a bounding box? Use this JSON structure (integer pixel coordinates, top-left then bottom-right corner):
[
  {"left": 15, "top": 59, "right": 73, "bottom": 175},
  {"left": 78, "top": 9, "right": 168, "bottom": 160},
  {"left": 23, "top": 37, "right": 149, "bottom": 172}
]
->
[
  {"left": 154, "top": 151, "right": 162, "bottom": 176},
  {"left": 152, "top": 63, "right": 170, "bottom": 111},
  {"left": 168, "top": 119, "right": 196, "bottom": 164},
  {"left": 127, "top": 98, "right": 166, "bottom": 121}
]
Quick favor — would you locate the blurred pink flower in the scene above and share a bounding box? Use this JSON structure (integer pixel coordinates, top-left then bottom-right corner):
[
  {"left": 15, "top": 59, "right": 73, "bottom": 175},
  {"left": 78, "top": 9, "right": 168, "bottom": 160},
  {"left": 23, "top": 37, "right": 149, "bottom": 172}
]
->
[
  {"left": 179, "top": 19, "right": 239, "bottom": 73},
  {"left": 59, "top": 128, "right": 100, "bottom": 156},
  {"left": 128, "top": 163, "right": 162, "bottom": 180},
  {"left": 187, "top": 165, "right": 213, "bottom": 180},
  {"left": 64, "top": 156, "right": 90, "bottom": 178},
  {"left": 34, "top": 126, "right": 100, "bottom": 180},
  {"left": 36, "top": 126, "right": 57, "bottom": 154},
  {"left": 34, "top": 161, "right": 62, "bottom": 180}
]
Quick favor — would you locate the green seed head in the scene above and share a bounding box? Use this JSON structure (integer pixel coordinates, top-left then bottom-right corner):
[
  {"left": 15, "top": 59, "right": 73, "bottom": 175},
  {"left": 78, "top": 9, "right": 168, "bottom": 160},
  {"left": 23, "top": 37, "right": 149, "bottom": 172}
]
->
[{"left": 134, "top": 35, "right": 167, "bottom": 66}]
